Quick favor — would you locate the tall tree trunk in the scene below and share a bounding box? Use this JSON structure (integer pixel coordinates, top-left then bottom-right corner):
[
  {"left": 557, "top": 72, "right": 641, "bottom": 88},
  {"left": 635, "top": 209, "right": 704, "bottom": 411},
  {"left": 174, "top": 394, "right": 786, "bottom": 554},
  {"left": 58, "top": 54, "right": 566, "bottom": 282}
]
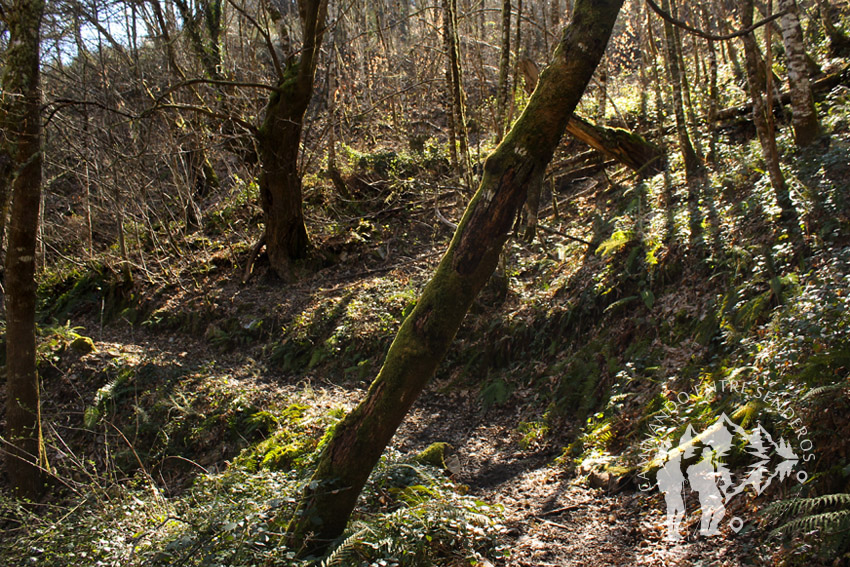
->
[
  {"left": 777, "top": 0, "right": 821, "bottom": 146},
  {"left": 0, "top": 148, "right": 11, "bottom": 266},
  {"left": 670, "top": 0, "right": 703, "bottom": 160},
  {"left": 284, "top": 0, "right": 625, "bottom": 556},
  {"left": 741, "top": 0, "right": 799, "bottom": 226},
  {"left": 495, "top": 0, "right": 512, "bottom": 141},
  {"left": 701, "top": 5, "right": 719, "bottom": 162},
  {"left": 443, "top": 0, "right": 472, "bottom": 187},
  {"left": 258, "top": 0, "right": 328, "bottom": 279},
  {"left": 659, "top": 0, "right": 704, "bottom": 248},
  {"left": 659, "top": 0, "right": 700, "bottom": 181},
  {"left": 717, "top": 0, "right": 747, "bottom": 84},
  {"left": 3, "top": 0, "right": 48, "bottom": 499}
]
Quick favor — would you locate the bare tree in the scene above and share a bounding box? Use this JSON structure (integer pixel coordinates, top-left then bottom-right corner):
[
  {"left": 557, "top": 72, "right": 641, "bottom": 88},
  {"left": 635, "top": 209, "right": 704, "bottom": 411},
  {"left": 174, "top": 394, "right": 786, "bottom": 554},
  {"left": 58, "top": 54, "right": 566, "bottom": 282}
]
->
[{"left": 740, "top": 0, "right": 798, "bottom": 226}]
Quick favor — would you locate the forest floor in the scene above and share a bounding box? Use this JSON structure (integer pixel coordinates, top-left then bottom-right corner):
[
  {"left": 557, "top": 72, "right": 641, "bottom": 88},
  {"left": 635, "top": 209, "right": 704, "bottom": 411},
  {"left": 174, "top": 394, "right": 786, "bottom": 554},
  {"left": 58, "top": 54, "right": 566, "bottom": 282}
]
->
[
  {"left": 34, "top": 231, "right": 781, "bottom": 566},
  {"left": 398, "top": 386, "right": 766, "bottom": 567},
  {"left": 9, "top": 91, "right": 850, "bottom": 565}
]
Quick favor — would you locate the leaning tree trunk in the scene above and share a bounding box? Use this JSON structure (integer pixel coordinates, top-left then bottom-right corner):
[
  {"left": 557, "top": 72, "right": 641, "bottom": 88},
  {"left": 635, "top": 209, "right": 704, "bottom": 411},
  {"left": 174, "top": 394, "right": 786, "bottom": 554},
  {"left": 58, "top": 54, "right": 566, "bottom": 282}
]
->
[
  {"left": 258, "top": 0, "right": 328, "bottom": 279},
  {"left": 777, "top": 0, "right": 821, "bottom": 146},
  {"left": 3, "top": 0, "right": 48, "bottom": 499},
  {"left": 285, "top": 0, "right": 625, "bottom": 556}
]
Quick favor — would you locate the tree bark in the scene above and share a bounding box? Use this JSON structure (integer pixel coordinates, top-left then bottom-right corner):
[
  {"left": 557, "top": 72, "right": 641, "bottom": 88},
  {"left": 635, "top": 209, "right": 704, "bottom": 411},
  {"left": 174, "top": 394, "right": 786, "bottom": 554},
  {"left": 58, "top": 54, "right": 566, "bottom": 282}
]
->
[
  {"left": 2, "top": 0, "right": 48, "bottom": 499},
  {"left": 777, "top": 0, "right": 821, "bottom": 146},
  {"left": 284, "top": 0, "right": 625, "bottom": 556},
  {"left": 258, "top": 0, "right": 328, "bottom": 279}
]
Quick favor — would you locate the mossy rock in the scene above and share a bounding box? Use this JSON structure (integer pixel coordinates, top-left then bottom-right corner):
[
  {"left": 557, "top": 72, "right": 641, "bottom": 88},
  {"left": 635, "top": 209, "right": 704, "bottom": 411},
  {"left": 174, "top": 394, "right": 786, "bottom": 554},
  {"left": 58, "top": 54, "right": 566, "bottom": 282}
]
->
[
  {"left": 70, "top": 335, "right": 96, "bottom": 355},
  {"left": 411, "top": 442, "right": 453, "bottom": 469},
  {"left": 237, "top": 429, "right": 316, "bottom": 473}
]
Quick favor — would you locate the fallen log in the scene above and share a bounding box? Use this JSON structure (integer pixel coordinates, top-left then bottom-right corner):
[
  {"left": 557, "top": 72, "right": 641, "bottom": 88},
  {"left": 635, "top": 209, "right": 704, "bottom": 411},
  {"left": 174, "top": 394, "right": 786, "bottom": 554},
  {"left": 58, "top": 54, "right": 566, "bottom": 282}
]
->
[
  {"left": 521, "top": 57, "right": 666, "bottom": 176},
  {"left": 565, "top": 115, "right": 666, "bottom": 176},
  {"left": 716, "top": 63, "right": 850, "bottom": 122}
]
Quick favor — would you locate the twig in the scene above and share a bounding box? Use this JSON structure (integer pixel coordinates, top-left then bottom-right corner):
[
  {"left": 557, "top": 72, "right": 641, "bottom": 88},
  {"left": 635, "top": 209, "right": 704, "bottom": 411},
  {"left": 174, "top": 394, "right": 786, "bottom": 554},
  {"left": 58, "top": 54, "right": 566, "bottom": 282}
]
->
[
  {"left": 539, "top": 518, "right": 572, "bottom": 530},
  {"left": 435, "top": 204, "right": 458, "bottom": 230},
  {"left": 539, "top": 503, "right": 585, "bottom": 517},
  {"left": 537, "top": 224, "right": 592, "bottom": 246}
]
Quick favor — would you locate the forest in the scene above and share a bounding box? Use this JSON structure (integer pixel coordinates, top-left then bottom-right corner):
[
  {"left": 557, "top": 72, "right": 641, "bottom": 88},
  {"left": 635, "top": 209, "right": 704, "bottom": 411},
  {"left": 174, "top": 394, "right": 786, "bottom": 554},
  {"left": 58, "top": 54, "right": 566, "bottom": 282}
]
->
[{"left": 1, "top": 0, "right": 850, "bottom": 564}]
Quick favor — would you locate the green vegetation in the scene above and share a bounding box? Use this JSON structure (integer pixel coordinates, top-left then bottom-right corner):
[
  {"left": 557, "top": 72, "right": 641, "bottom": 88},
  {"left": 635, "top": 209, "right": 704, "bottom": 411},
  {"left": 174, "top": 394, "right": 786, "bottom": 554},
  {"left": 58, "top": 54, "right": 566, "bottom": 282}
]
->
[{"left": 3, "top": 0, "right": 850, "bottom": 564}]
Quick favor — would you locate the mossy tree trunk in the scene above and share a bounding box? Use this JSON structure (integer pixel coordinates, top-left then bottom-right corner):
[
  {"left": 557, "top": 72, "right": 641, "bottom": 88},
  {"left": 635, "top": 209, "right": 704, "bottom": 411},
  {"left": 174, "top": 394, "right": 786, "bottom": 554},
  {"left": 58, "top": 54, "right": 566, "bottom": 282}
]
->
[
  {"left": 285, "top": 0, "right": 625, "bottom": 555},
  {"left": 2, "top": 0, "right": 48, "bottom": 499},
  {"left": 258, "top": 0, "right": 328, "bottom": 279}
]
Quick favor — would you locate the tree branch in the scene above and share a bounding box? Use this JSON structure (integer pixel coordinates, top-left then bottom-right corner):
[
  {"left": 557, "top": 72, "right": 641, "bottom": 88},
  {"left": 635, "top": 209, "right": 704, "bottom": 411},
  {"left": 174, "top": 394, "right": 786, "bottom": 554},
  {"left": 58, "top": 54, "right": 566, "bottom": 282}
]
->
[
  {"left": 226, "top": 0, "right": 284, "bottom": 79},
  {"left": 645, "top": 0, "right": 787, "bottom": 41},
  {"left": 151, "top": 77, "right": 280, "bottom": 107},
  {"left": 142, "top": 103, "right": 258, "bottom": 135},
  {"left": 43, "top": 98, "right": 137, "bottom": 127}
]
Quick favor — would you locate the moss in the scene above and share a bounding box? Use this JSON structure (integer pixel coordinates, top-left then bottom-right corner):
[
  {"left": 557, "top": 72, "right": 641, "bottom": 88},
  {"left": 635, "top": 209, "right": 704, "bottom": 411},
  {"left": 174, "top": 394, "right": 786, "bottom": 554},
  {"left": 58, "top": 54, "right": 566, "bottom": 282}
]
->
[
  {"left": 237, "top": 431, "right": 315, "bottom": 472},
  {"left": 411, "top": 442, "right": 452, "bottom": 469},
  {"left": 70, "top": 335, "right": 95, "bottom": 355}
]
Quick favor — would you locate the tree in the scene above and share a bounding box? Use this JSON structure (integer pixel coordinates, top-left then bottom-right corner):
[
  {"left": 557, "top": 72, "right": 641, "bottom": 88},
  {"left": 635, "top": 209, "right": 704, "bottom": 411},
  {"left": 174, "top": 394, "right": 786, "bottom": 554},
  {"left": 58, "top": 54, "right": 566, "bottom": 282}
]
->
[
  {"left": 741, "top": 0, "right": 799, "bottom": 226},
  {"left": 495, "top": 0, "right": 512, "bottom": 142},
  {"left": 284, "top": 0, "right": 625, "bottom": 555},
  {"left": 659, "top": 0, "right": 704, "bottom": 249},
  {"left": 258, "top": 0, "right": 328, "bottom": 279},
  {"left": 777, "top": 0, "right": 821, "bottom": 146},
  {"left": 1, "top": 0, "right": 48, "bottom": 498},
  {"left": 442, "top": 0, "right": 471, "bottom": 188}
]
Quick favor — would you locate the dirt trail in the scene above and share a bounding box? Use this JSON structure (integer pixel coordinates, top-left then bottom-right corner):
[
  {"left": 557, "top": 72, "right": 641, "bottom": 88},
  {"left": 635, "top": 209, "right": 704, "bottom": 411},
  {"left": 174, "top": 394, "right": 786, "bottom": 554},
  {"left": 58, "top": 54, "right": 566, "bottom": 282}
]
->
[{"left": 396, "top": 387, "right": 764, "bottom": 567}]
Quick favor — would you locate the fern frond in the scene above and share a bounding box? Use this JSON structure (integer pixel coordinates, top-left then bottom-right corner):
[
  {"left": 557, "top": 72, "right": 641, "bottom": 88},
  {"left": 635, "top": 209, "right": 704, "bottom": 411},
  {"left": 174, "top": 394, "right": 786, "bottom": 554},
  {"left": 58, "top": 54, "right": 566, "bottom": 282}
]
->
[
  {"left": 802, "top": 383, "right": 849, "bottom": 401},
  {"left": 765, "top": 493, "right": 850, "bottom": 520},
  {"left": 321, "top": 525, "right": 372, "bottom": 567},
  {"left": 771, "top": 509, "right": 850, "bottom": 539}
]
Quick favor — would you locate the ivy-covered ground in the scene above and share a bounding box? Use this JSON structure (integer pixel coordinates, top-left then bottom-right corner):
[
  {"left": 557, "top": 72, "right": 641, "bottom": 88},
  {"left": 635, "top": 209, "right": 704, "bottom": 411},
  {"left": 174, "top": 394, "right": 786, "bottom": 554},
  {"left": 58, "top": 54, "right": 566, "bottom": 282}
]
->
[{"left": 3, "top": 78, "right": 850, "bottom": 567}]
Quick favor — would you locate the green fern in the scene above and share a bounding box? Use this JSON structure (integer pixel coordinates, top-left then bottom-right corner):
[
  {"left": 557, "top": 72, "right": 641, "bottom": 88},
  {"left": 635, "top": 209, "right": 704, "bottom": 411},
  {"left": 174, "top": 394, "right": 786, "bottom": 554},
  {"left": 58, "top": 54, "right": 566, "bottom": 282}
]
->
[
  {"left": 765, "top": 493, "right": 850, "bottom": 520},
  {"left": 320, "top": 525, "right": 373, "bottom": 567},
  {"left": 765, "top": 493, "right": 850, "bottom": 557},
  {"left": 802, "top": 383, "right": 849, "bottom": 401}
]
